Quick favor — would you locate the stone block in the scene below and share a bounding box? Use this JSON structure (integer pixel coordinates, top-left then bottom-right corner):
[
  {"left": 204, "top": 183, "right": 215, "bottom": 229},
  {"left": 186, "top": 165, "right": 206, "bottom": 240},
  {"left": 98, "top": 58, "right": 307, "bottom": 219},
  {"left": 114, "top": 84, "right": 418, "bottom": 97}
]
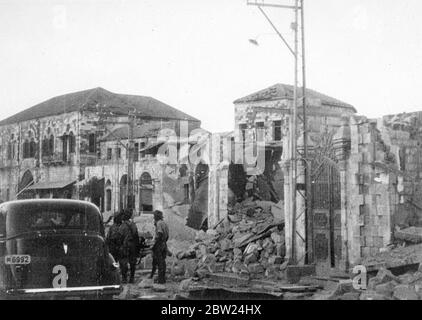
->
[
  {"left": 271, "top": 231, "right": 284, "bottom": 244},
  {"left": 361, "top": 246, "right": 371, "bottom": 257},
  {"left": 248, "top": 263, "right": 265, "bottom": 275},
  {"left": 220, "top": 238, "right": 233, "bottom": 251},
  {"left": 152, "top": 284, "right": 167, "bottom": 292},
  {"left": 338, "top": 292, "right": 361, "bottom": 300},
  {"left": 171, "top": 264, "right": 185, "bottom": 277},
  {"left": 209, "top": 262, "right": 226, "bottom": 274},
  {"left": 265, "top": 265, "right": 282, "bottom": 280},
  {"left": 398, "top": 273, "right": 415, "bottom": 285},
  {"left": 373, "top": 236, "right": 384, "bottom": 248},
  {"left": 138, "top": 278, "right": 154, "bottom": 289},
  {"left": 179, "top": 279, "right": 193, "bottom": 291},
  {"left": 271, "top": 201, "right": 284, "bottom": 221},
  {"left": 233, "top": 248, "right": 243, "bottom": 258},
  {"left": 395, "top": 227, "right": 422, "bottom": 244},
  {"left": 244, "top": 253, "right": 258, "bottom": 265},
  {"left": 375, "top": 282, "right": 396, "bottom": 297},
  {"left": 370, "top": 247, "right": 380, "bottom": 256},
  {"left": 330, "top": 280, "right": 357, "bottom": 298},
  {"left": 360, "top": 291, "right": 390, "bottom": 300},
  {"left": 393, "top": 285, "right": 420, "bottom": 300},
  {"left": 285, "top": 265, "right": 316, "bottom": 284},
  {"left": 365, "top": 236, "right": 373, "bottom": 247},
  {"left": 268, "top": 255, "right": 283, "bottom": 265}
]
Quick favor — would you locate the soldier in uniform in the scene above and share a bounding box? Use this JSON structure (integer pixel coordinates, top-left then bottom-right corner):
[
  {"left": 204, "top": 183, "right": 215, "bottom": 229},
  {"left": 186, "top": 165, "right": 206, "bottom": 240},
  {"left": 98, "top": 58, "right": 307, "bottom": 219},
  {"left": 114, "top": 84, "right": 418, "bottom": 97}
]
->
[
  {"left": 106, "top": 213, "right": 122, "bottom": 262},
  {"left": 150, "top": 210, "right": 169, "bottom": 284},
  {"left": 118, "top": 209, "right": 140, "bottom": 284}
]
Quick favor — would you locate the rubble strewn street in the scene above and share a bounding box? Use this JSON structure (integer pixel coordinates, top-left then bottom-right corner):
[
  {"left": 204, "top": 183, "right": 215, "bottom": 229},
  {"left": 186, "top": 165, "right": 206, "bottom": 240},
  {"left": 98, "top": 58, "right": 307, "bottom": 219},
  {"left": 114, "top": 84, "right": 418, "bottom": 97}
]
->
[
  {"left": 115, "top": 201, "right": 422, "bottom": 300},
  {"left": 2, "top": 0, "right": 422, "bottom": 304}
]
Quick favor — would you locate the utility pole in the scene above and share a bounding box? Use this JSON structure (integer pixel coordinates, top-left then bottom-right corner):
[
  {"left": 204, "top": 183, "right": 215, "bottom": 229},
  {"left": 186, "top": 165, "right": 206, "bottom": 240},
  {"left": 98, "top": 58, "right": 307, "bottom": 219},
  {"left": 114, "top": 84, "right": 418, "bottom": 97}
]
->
[
  {"left": 126, "top": 110, "right": 135, "bottom": 214},
  {"left": 247, "top": 0, "right": 311, "bottom": 264},
  {"left": 291, "top": 0, "right": 299, "bottom": 264},
  {"left": 300, "top": 0, "right": 313, "bottom": 264}
]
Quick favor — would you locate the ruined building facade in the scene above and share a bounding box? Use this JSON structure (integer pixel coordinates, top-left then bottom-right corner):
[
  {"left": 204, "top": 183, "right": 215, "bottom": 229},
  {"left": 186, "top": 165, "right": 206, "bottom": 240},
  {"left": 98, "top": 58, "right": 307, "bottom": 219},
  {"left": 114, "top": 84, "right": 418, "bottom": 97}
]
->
[
  {"left": 0, "top": 87, "right": 201, "bottom": 221},
  {"left": 208, "top": 83, "right": 422, "bottom": 271}
]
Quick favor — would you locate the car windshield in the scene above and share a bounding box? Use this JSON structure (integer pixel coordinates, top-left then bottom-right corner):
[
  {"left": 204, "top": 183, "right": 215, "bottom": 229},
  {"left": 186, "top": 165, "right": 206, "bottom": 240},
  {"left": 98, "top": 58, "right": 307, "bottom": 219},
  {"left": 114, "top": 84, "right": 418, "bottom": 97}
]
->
[{"left": 4, "top": 202, "right": 101, "bottom": 237}]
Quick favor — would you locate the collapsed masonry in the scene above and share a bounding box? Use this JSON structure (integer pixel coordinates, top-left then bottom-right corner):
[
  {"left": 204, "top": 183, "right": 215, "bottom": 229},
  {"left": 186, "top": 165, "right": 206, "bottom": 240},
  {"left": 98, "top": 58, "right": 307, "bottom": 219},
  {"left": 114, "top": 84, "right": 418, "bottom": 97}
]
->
[
  {"left": 176, "top": 198, "right": 285, "bottom": 279},
  {"left": 195, "top": 84, "right": 422, "bottom": 274}
]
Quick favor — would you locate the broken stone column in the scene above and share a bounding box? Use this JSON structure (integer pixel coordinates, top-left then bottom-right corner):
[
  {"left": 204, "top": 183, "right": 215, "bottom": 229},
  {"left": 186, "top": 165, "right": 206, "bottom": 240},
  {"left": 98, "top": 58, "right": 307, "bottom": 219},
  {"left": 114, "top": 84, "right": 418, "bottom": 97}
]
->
[{"left": 207, "top": 135, "right": 229, "bottom": 229}]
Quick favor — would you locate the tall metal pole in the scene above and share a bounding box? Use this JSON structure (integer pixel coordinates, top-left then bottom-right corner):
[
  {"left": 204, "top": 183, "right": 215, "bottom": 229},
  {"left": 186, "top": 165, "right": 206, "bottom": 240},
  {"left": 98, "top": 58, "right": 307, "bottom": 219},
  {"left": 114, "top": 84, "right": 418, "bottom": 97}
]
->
[
  {"left": 290, "top": 0, "right": 299, "bottom": 264},
  {"left": 247, "top": 0, "right": 307, "bottom": 265},
  {"left": 126, "top": 111, "right": 135, "bottom": 214},
  {"left": 300, "top": 0, "right": 313, "bottom": 264}
]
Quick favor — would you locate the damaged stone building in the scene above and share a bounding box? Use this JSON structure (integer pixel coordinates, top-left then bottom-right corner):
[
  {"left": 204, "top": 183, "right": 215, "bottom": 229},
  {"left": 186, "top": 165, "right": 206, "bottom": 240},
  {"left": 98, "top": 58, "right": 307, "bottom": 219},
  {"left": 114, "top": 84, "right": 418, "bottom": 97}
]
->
[
  {"left": 0, "top": 87, "right": 201, "bottom": 222},
  {"left": 206, "top": 83, "right": 422, "bottom": 273},
  {"left": 2, "top": 84, "right": 422, "bottom": 277}
]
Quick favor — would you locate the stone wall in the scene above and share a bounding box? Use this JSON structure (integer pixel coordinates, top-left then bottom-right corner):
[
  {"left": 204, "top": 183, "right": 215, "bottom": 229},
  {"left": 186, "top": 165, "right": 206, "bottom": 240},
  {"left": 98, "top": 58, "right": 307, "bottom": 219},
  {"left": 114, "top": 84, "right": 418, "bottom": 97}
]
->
[
  {"left": 337, "top": 112, "right": 422, "bottom": 267},
  {"left": 342, "top": 116, "right": 396, "bottom": 266}
]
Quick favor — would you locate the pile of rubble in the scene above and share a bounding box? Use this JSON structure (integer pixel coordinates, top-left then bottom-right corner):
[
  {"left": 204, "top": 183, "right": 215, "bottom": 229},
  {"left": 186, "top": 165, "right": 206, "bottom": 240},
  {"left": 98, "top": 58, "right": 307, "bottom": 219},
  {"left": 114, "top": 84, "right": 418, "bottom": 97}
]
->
[
  {"left": 332, "top": 266, "right": 422, "bottom": 300},
  {"left": 174, "top": 198, "right": 286, "bottom": 280},
  {"left": 332, "top": 230, "right": 422, "bottom": 300},
  {"left": 395, "top": 226, "right": 422, "bottom": 245}
]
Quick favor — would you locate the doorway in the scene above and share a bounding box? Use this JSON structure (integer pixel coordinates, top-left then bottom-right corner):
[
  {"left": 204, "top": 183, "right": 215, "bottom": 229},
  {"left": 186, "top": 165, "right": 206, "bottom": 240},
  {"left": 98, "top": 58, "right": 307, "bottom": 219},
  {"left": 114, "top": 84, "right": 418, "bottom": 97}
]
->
[{"left": 311, "top": 161, "right": 342, "bottom": 271}]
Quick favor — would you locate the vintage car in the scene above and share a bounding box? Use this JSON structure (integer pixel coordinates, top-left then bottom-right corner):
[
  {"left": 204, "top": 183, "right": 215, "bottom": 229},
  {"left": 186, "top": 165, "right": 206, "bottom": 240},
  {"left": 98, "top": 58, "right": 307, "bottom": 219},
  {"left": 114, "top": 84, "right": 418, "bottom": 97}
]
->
[{"left": 0, "top": 199, "right": 122, "bottom": 300}]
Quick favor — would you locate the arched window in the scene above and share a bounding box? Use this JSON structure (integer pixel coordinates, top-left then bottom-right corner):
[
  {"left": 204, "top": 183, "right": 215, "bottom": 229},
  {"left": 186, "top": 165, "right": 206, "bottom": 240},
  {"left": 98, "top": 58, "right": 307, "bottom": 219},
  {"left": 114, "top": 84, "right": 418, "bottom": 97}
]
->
[
  {"left": 18, "top": 170, "right": 34, "bottom": 199},
  {"left": 23, "top": 140, "right": 30, "bottom": 159},
  {"left": 69, "top": 132, "right": 76, "bottom": 153},
  {"left": 140, "top": 172, "right": 152, "bottom": 185},
  {"left": 105, "top": 180, "right": 112, "bottom": 211},
  {"left": 29, "top": 138, "right": 36, "bottom": 158},
  {"left": 49, "top": 134, "right": 55, "bottom": 155},
  {"left": 7, "top": 141, "right": 12, "bottom": 160},
  {"left": 10, "top": 134, "right": 15, "bottom": 160},
  {"left": 62, "top": 135, "right": 68, "bottom": 162},
  {"left": 42, "top": 137, "right": 49, "bottom": 156}
]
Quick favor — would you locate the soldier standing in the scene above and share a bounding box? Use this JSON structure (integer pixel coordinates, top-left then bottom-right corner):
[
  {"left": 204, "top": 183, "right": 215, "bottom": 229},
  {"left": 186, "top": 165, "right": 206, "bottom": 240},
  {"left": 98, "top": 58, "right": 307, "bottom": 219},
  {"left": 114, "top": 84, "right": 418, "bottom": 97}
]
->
[
  {"left": 118, "top": 210, "right": 140, "bottom": 284},
  {"left": 106, "top": 213, "right": 123, "bottom": 262},
  {"left": 150, "top": 210, "right": 169, "bottom": 284}
]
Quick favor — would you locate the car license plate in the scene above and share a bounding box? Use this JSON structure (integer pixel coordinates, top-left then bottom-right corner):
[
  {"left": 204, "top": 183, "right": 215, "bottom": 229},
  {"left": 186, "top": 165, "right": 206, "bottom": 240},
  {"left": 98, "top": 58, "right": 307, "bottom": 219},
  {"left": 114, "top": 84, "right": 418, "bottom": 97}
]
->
[{"left": 5, "top": 255, "right": 31, "bottom": 265}]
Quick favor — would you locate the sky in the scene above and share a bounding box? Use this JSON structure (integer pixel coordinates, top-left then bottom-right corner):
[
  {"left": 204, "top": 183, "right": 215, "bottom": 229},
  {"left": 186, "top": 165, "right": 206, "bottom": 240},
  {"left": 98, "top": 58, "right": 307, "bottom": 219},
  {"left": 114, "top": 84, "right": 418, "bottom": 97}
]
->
[{"left": 0, "top": 0, "right": 421, "bottom": 132}]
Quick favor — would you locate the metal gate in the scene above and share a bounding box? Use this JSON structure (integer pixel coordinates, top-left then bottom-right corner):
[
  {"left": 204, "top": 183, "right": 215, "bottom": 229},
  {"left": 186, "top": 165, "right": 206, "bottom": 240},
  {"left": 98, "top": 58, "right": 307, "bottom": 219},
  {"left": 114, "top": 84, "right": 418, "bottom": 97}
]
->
[{"left": 311, "top": 161, "right": 342, "bottom": 270}]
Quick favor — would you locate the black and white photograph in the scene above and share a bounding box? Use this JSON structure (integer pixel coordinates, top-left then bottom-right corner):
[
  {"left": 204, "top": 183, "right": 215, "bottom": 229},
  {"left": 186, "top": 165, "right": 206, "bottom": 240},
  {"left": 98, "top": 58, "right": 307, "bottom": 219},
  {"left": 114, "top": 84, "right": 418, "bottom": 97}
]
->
[{"left": 1, "top": 0, "right": 422, "bottom": 307}]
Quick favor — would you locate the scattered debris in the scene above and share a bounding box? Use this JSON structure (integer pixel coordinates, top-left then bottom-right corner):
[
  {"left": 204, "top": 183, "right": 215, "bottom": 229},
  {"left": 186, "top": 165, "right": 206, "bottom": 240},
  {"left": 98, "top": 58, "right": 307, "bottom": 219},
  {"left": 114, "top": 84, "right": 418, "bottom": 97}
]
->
[
  {"left": 285, "top": 265, "right": 316, "bottom": 284},
  {"left": 395, "top": 227, "right": 422, "bottom": 244},
  {"left": 393, "top": 284, "right": 420, "bottom": 300},
  {"left": 152, "top": 284, "right": 167, "bottom": 292},
  {"left": 176, "top": 197, "right": 285, "bottom": 280},
  {"left": 359, "top": 243, "right": 422, "bottom": 273},
  {"left": 138, "top": 278, "right": 154, "bottom": 289}
]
